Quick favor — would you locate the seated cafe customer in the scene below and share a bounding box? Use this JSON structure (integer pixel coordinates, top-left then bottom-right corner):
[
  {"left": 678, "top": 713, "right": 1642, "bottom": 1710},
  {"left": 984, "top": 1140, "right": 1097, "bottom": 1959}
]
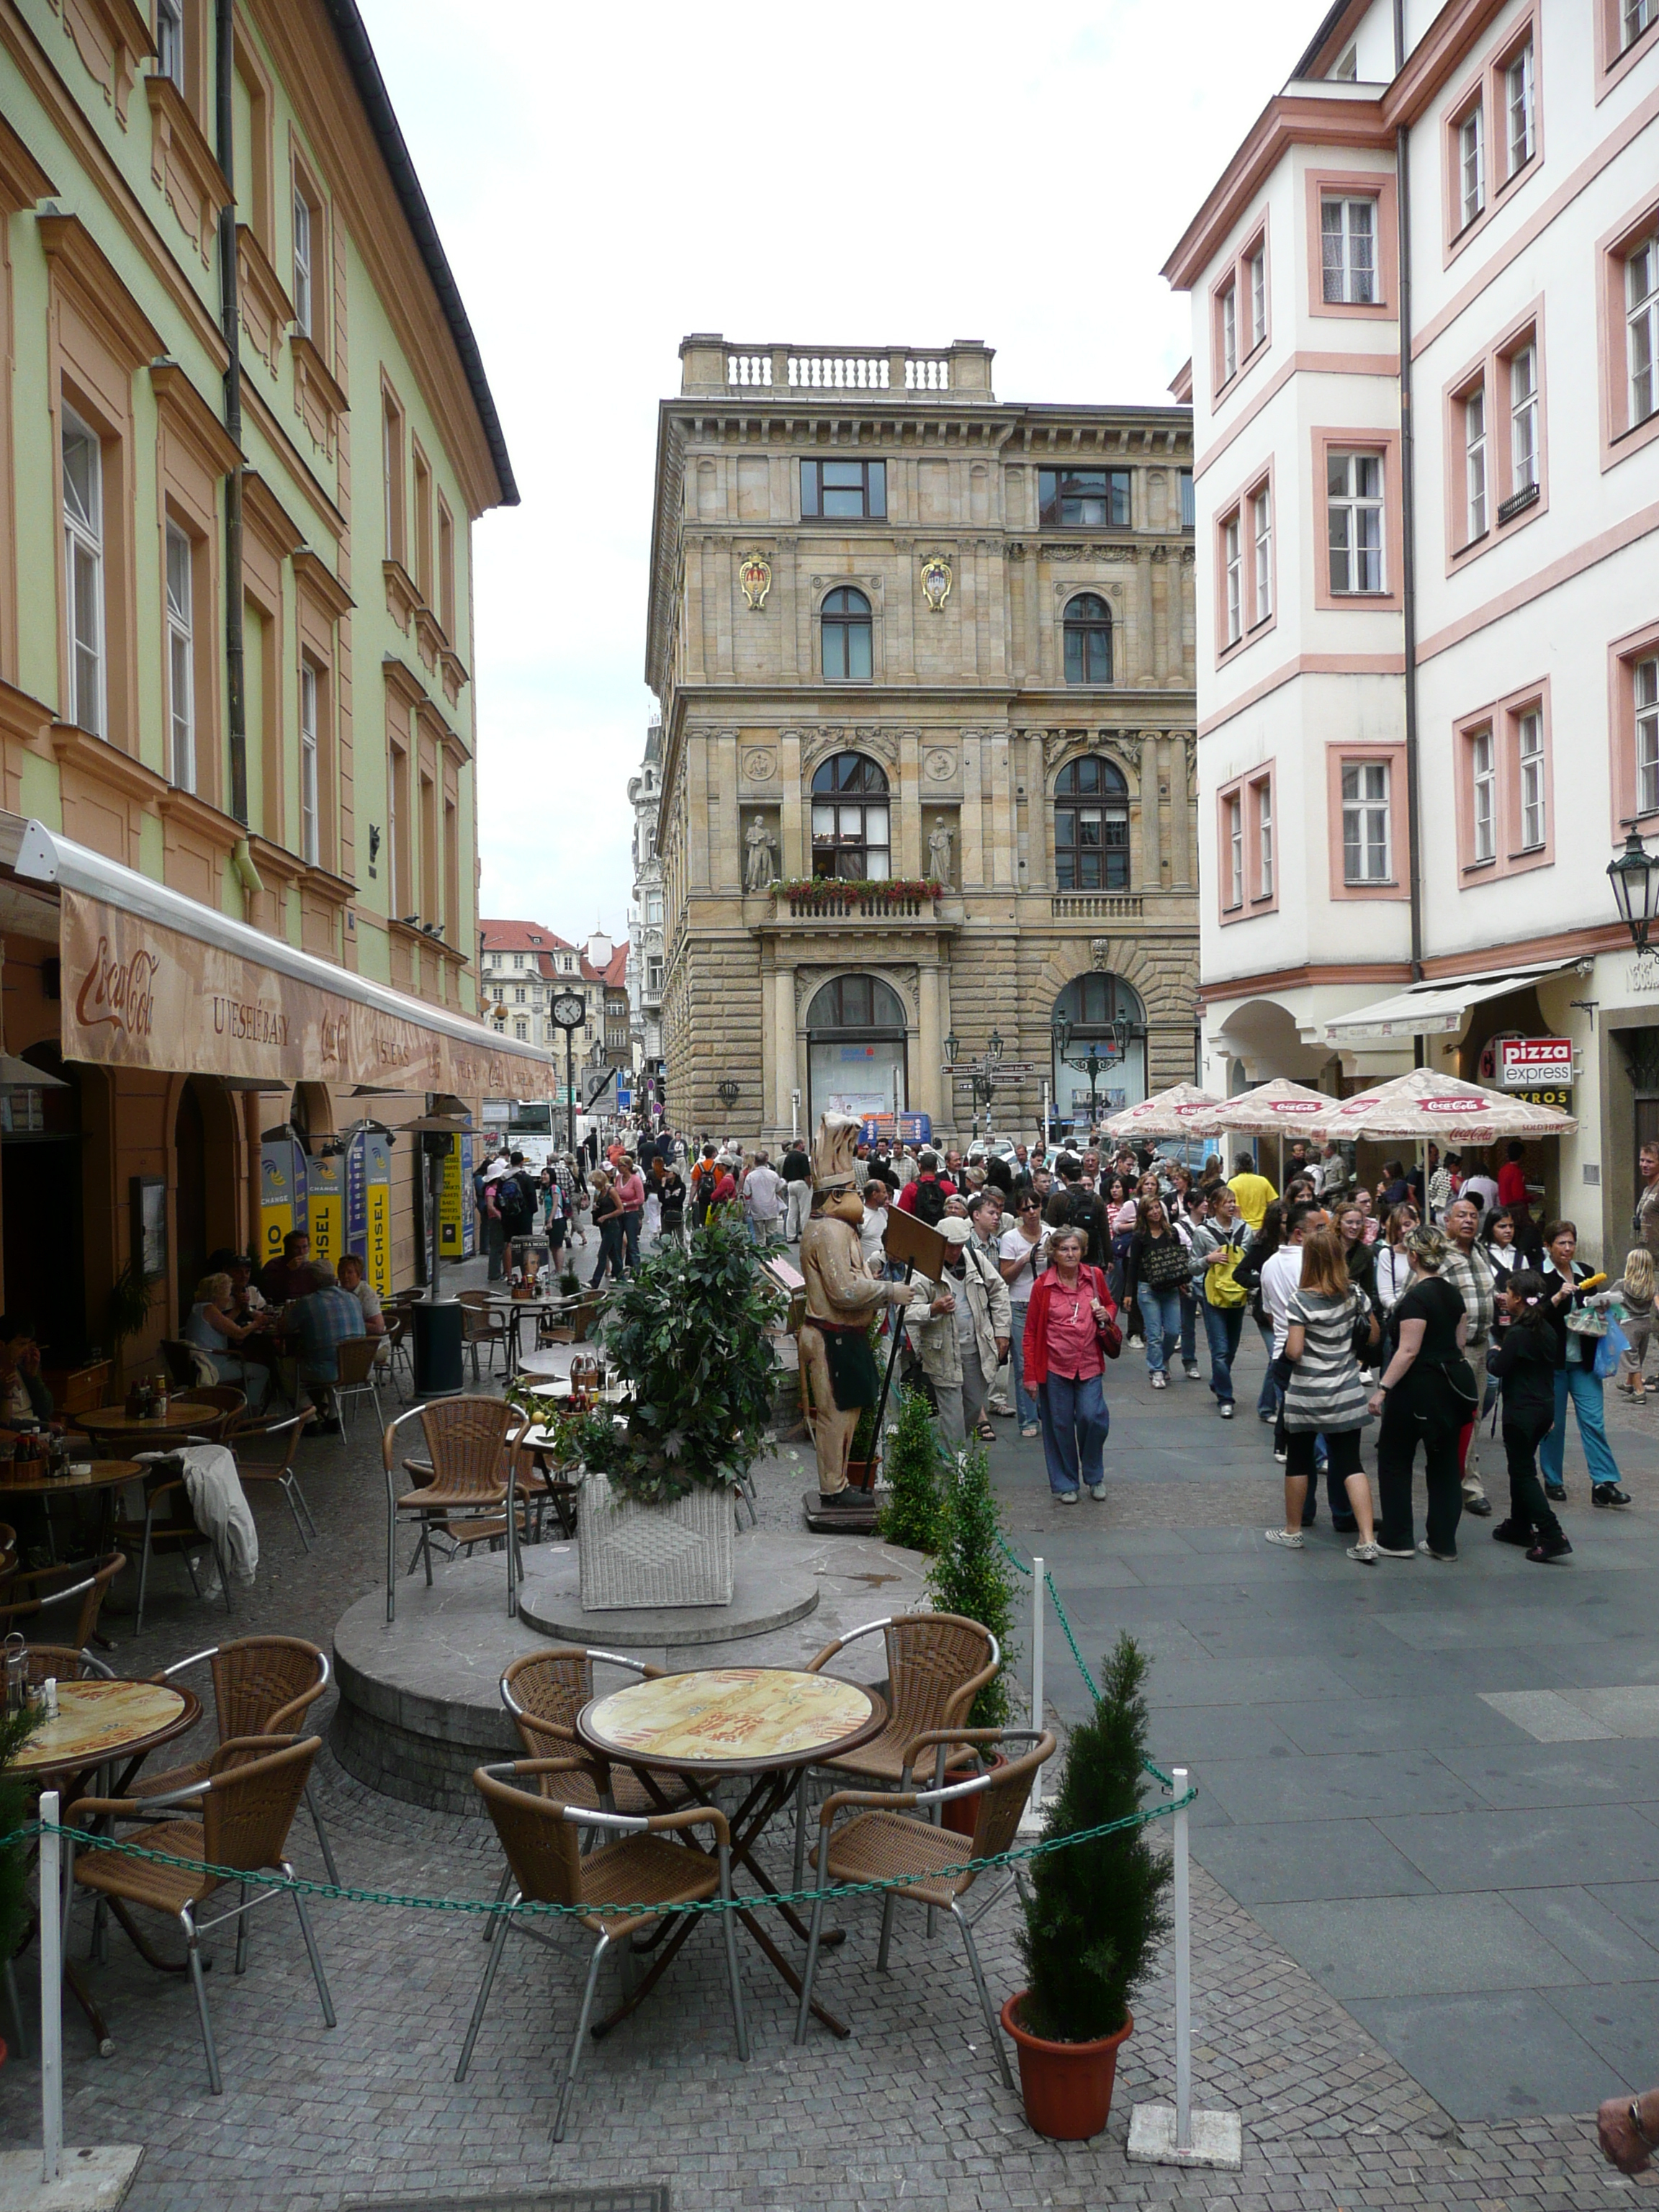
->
[
  {"left": 182, "top": 1272, "right": 271, "bottom": 1410},
  {"left": 287, "top": 1262, "right": 364, "bottom": 1435},
  {"left": 259, "top": 1228, "right": 314, "bottom": 1307},
  {"left": 0, "top": 1316, "right": 53, "bottom": 1426},
  {"left": 336, "top": 1251, "right": 390, "bottom": 1367}
]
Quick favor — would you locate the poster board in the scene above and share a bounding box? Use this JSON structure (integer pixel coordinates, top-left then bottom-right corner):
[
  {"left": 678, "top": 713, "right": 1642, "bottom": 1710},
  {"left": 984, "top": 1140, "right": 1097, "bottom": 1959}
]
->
[{"left": 881, "top": 1207, "right": 950, "bottom": 1281}]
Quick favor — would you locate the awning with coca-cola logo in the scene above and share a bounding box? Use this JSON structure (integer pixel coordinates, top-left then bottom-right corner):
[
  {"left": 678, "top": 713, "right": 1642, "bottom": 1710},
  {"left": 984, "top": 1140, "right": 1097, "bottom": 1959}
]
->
[{"left": 0, "top": 815, "right": 555, "bottom": 1100}]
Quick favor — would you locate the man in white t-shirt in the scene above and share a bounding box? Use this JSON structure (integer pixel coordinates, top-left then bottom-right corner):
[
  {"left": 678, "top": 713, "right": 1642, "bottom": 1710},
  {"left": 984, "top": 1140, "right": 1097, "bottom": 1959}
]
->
[
  {"left": 998, "top": 1190, "right": 1049, "bottom": 1436},
  {"left": 857, "top": 1174, "right": 893, "bottom": 1274},
  {"left": 1259, "top": 1202, "right": 1328, "bottom": 1461}
]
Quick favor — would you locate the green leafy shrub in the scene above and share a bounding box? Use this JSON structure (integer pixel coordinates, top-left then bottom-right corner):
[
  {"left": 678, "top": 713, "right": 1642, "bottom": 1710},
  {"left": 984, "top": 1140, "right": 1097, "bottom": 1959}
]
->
[
  {"left": 511, "top": 1207, "right": 783, "bottom": 1508},
  {"left": 878, "top": 1383, "right": 943, "bottom": 1552},
  {"left": 925, "top": 1441, "right": 1015, "bottom": 1725},
  {"left": 1017, "top": 1632, "right": 1172, "bottom": 2044}
]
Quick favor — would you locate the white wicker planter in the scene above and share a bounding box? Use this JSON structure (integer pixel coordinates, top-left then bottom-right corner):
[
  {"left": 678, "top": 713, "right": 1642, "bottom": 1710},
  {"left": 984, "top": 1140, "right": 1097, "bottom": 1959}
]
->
[{"left": 578, "top": 1470, "right": 736, "bottom": 1610}]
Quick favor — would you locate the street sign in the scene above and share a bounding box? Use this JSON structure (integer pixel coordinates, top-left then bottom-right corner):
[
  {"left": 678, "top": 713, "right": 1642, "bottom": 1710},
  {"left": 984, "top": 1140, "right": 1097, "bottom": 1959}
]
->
[
  {"left": 616, "top": 1089, "right": 631, "bottom": 1110},
  {"left": 940, "top": 1061, "right": 1041, "bottom": 1075}
]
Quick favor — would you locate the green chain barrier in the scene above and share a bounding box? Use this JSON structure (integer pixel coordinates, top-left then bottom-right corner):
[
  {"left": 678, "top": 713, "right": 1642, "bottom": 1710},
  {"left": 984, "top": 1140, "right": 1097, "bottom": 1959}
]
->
[{"left": 0, "top": 1775, "right": 1195, "bottom": 1926}]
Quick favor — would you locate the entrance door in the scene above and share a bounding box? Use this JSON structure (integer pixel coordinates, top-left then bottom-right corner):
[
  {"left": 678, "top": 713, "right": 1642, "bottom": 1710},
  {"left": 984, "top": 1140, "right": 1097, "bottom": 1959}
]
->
[
  {"left": 804, "top": 974, "right": 907, "bottom": 1128},
  {"left": 174, "top": 1080, "right": 209, "bottom": 1313},
  {"left": 0, "top": 1049, "right": 86, "bottom": 1362}
]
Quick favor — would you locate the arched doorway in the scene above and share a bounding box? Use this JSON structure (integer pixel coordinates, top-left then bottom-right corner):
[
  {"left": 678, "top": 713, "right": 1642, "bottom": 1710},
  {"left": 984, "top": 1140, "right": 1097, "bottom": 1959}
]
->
[
  {"left": 1, "top": 1044, "right": 87, "bottom": 1360},
  {"left": 1050, "top": 973, "right": 1146, "bottom": 1136},
  {"left": 805, "top": 974, "right": 907, "bottom": 1126}
]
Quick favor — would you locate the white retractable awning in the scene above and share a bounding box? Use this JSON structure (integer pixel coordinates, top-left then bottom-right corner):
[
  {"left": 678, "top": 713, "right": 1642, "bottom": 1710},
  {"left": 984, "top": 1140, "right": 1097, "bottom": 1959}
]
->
[
  {"left": 0, "top": 813, "right": 556, "bottom": 1099},
  {"left": 1323, "top": 962, "right": 1582, "bottom": 1046}
]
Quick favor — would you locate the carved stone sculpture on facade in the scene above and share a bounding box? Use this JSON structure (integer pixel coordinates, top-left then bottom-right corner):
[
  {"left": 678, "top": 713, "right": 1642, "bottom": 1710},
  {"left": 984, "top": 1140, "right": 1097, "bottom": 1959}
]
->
[
  {"left": 926, "top": 821, "right": 953, "bottom": 885},
  {"left": 796, "top": 1113, "right": 922, "bottom": 1501},
  {"left": 743, "top": 817, "right": 778, "bottom": 892}
]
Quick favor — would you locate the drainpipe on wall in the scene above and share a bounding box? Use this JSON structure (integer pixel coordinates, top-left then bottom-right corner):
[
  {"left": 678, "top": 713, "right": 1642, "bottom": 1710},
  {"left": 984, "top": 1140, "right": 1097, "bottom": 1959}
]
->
[
  {"left": 1394, "top": 0, "right": 1426, "bottom": 1069},
  {"left": 216, "top": 0, "right": 248, "bottom": 829}
]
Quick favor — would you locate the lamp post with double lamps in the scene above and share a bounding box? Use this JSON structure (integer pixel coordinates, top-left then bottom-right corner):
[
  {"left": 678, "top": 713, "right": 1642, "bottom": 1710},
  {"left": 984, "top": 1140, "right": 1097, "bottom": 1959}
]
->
[{"left": 1051, "top": 1007, "right": 1135, "bottom": 1139}]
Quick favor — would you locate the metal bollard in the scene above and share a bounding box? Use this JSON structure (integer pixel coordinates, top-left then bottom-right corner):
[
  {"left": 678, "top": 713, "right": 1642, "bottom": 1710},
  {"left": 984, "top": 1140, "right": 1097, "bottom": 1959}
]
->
[
  {"left": 40, "top": 1787, "right": 61, "bottom": 2185},
  {"left": 1172, "top": 1763, "right": 1192, "bottom": 2152},
  {"left": 1029, "top": 1556, "right": 1046, "bottom": 1811}
]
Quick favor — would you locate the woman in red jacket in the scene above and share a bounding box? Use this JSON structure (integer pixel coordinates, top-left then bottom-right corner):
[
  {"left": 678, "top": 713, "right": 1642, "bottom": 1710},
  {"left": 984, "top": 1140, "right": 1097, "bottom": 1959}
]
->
[{"left": 1022, "top": 1225, "right": 1118, "bottom": 1503}]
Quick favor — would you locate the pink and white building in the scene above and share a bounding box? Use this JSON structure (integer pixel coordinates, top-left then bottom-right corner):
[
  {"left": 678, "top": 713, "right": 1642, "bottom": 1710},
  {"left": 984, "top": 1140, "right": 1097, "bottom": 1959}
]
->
[{"left": 1165, "top": 0, "right": 1659, "bottom": 1257}]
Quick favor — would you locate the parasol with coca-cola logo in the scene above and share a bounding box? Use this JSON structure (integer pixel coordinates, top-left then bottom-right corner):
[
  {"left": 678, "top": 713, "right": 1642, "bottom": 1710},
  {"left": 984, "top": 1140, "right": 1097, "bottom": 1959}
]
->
[
  {"left": 1101, "top": 1082, "right": 1224, "bottom": 1138},
  {"left": 1307, "top": 1066, "right": 1576, "bottom": 1141}
]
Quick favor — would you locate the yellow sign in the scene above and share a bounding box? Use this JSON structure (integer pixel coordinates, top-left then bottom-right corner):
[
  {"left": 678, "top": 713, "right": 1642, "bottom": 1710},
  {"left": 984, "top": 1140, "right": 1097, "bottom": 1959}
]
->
[
  {"left": 308, "top": 1153, "right": 343, "bottom": 1272},
  {"left": 439, "top": 1136, "right": 464, "bottom": 1259},
  {"left": 367, "top": 1173, "right": 392, "bottom": 1297},
  {"left": 260, "top": 1138, "right": 299, "bottom": 1267}
]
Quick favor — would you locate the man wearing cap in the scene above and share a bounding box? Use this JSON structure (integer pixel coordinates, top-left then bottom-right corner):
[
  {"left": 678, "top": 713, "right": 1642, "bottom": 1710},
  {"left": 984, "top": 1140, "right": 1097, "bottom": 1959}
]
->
[
  {"left": 798, "top": 1114, "right": 932, "bottom": 1504},
  {"left": 909, "top": 1212, "right": 1012, "bottom": 1448}
]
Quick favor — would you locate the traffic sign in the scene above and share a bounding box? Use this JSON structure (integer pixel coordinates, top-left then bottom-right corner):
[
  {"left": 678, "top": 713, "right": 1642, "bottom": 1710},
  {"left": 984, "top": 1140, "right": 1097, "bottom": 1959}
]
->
[{"left": 940, "top": 1061, "right": 1042, "bottom": 1075}]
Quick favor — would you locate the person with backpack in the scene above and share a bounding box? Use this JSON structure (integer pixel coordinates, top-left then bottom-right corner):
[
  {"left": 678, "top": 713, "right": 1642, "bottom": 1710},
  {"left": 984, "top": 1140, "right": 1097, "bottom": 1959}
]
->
[
  {"left": 493, "top": 1153, "right": 536, "bottom": 1270},
  {"left": 780, "top": 1138, "right": 813, "bottom": 1243},
  {"left": 1188, "top": 1181, "right": 1250, "bottom": 1416},
  {"left": 1233, "top": 1197, "right": 1288, "bottom": 1424},
  {"left": 1485, "top": 1269, "right": 1571, "bottom": 1563},
  {"left": 691, "top": 1143, "right": 721, "bottom": 1228},
  {"left": 1123, "top": 1195, "right": 1192, "bottom": 1388},
  {"left": 897, "top": 1150, "right": 956, "bottom": 1226}
]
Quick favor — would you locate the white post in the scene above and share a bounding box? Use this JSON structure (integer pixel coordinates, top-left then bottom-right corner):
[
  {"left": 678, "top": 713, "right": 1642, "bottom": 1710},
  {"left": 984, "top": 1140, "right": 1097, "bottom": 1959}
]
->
[
  {"left": 1042, "top": 1079, "right": 1050, "bottom": 1146},
  {"left": 1172, "top": 1763, "right": 1192, "bottom": 2152},
  {"left": 39, "top": 1787, "right": 62, "bottom": 2185},
  {"left": 1029, "top": 1557, "right": 1046, "bottom": 1812},
  {"left": 791, "top": 1088, "right": 800, "bottom": 1141}
]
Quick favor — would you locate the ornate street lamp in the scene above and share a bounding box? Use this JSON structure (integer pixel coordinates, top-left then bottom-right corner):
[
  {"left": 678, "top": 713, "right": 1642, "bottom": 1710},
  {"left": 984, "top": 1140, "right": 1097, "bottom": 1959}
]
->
[
  {"left": 1609, "top": 827, "right": 1659, "bottom": 953},
  {"left": 986, "top": 1028, "right": 1004, "bottom": 1063},
  {"left": 1050, "top": 1011, "right": 1073, "bottom": 1058},
  {"left": 943, "top": 1030, "right": 960, "bottom": 1067}
]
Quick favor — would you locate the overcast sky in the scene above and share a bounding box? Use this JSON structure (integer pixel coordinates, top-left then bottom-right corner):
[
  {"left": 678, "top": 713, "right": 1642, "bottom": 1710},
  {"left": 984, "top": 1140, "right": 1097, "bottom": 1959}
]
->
[{"left": 356, "top": 0, "right": 1322, "bottom": 943}]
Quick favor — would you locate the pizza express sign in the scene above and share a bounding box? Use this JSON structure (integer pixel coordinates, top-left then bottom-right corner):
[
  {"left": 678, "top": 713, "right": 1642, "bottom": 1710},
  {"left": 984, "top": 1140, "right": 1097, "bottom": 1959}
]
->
[{"left": 1497, "top": 1038, "right": 1573, "bottom": 1091}]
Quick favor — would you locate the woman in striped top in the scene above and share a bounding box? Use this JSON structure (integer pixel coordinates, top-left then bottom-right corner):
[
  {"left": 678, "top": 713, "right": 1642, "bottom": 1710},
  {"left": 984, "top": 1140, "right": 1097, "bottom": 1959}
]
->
[{"left": 1267, "top": 1226, "right": 1381, "bottom": 1565}]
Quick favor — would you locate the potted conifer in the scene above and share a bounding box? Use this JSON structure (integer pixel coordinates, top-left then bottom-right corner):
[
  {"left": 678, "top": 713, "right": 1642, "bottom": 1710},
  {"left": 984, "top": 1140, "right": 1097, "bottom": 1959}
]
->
[
  {"left": 926, "top": 1442, "right": 1016, "bottom": 1830},
  {"left": 876, "top": 1383, "right": 942, "bottom": 1554},
  {"left": 1001, "top": 1632, "right": 1172, "bottom": 2139},
  {"left": 554, "top": 1208, "right": 781, "bottom": 1609}
]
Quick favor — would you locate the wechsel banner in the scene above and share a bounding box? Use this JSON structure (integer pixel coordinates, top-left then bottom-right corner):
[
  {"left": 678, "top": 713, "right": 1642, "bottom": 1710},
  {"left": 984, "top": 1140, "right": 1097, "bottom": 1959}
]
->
[
  {"left": 60, "top": 886, "right": 552, "bottom": 1098},
  {"left": 346, "top": 1129, "right": 393, "bottom": 1296}
]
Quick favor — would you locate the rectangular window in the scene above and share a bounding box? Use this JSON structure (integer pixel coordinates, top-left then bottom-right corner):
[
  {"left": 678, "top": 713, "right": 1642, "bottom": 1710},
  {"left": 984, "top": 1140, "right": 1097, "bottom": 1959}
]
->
[
  {"left": 1517, "top": 709, "right": 1545, "bottom": 848},
  {"left": 1627, "top": 0, "right": 1657, "bottom": 50},
  {"left": 1251, "top": 486, "right": 1272, "bottom": 623},
  {"left": 513, "top": 987, "right": 525, "bottom": 1005},
  {"left": 1638, "top": 656, "right": 1659, "bottom": 816},
  {"left": 61, "top": 409, "right": 104, "bottom": 739},
  {"left": 1326, "top": 450, "right": 1385, "bottom": 593},
  {"left": 1222, "top": 513, "right": 1241, "bottom": 644},
  {"left": 1506, "top": 41, "right": 1535, "bottom": 176},
  {"left": 1509, "top": 344, "right": 1538, "bottom": 493},
  {"left": 1471, "top": 728, "right": 1496, "bottom": 862},
  {"left": 647, "top": 956, "right": 664, "bottom": 992},
  {"left": 157, "top": 0, "right": 185, "bottom": 90},
  {"left": 165, "top": 521, "right": 194, "bottom": 793},
  {"left": 1219, "top": 281, "right": 1238, "bottom": 383},
  {"left": 645, "top": 894, "right": 663, "bottom": 925},
  {"left": 1179, "top": 469, "right": 1195, "bottom": 527},
  {"left": 1255, "top": 779, "right": 1273, "bottom": 897},
  {"left": 412, "top": 447, "right": 433, "bottom": 601},
  {"left": 1459, "top": 104, "right": 1485, "bottom": 228},
  {"left": 1629, "top": 234, "right": 1658, "bottom": 426},
  {"left": 1249, "top": 248, "right": 1267, "bottom": 350},
  {"left": 1465, "top": 386, "right": 1488, "bottom": 540},
  {"left": 1321, "top": 196, "right": 1376, "bottom": 305},
  {"left": 292, "top": 187, "right": 312, "bottom": 338},
  {"left": 799, "top": 458, "right": 886, "bottom": 520},
  {"left": 382, "top": 392, "right": 405, "bottom": 565},
  {"left": 437, "top": 500, "right": 456, "bottom": 637},
  {"left": 1225, "top": 793, "right": 1243, "bottom": 909},
  {"left": 299, "top": 661, "right": 320, "bottom": 867},
  {"left": 1038, "top": 467, "right": 1132, "bottom": 528},
  {"left": 1342, "top": 760, "right": 1391, "bottom": 882}
]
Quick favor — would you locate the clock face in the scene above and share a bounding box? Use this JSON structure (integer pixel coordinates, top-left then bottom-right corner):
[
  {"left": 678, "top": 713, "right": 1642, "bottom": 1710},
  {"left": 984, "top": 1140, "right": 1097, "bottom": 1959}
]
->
[{"left": 552, "top": 992, "right": 586, "bottom": 1029}]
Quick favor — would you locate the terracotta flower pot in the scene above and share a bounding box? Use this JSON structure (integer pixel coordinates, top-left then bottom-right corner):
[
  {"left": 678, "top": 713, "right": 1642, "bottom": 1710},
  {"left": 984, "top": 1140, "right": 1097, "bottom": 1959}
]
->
[
  {"left": 845, "top": 1457, "right": 879, "bottom": 1493},
  {"left": 1000, "top": 1992, "right": 1132, "bottom": 2141},
  {"left": 940, "top": 1753, "right": 1006, "bottom": 1837}
]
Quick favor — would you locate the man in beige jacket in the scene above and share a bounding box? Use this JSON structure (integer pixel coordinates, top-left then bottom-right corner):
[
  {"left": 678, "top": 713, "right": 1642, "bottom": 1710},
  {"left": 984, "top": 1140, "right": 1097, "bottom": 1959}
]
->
[{"left": 908, "top": 1214, "right": 1012, "bottom": 1447}]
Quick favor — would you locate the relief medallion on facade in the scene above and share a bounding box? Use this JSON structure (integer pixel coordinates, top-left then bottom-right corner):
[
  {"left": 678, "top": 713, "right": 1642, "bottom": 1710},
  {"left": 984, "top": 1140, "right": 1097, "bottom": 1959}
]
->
[
  {"left": 738, "top": 553, "right": 772, "bottom": 608},
  {"left": 923, "top": 748, "right": 956, "bottom": 782},
  {"left": 741, "top": 748, "right": 776, "bottom": 782}
]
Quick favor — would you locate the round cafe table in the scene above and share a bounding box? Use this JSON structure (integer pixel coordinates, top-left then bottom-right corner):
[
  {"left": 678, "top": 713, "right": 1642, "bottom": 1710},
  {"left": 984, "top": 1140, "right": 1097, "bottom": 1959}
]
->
[
  {"left": 577, "top": 1667, "right": 884, "bottom": 2038},
  {"left": 12, "top": 1676, "right": 201, "bottom": 2055},
  {"left": 0, "top": 1457, "right": 143, "bottom": 1560},
  {"left": 75, "top": 1402, "right": 213, "bottom": 1452}
]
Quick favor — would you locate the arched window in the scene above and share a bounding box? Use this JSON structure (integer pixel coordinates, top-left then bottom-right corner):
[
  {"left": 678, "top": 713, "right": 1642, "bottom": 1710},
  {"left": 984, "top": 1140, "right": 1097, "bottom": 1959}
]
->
[
  {"left": 1064, "top": 593, "right": 1112, "bottom": 685},
  {"left": 810, "top": 752, "right": 889, "bottom": 878},
  {"left": 821, "top": 586, "right": 872, "bottom": 681},
  {"left": 806, "top": 975, "right": 907, "bottom": 1033},
  {"left": 1054, "top": 755, "right": 1130, "bottom": 891}
]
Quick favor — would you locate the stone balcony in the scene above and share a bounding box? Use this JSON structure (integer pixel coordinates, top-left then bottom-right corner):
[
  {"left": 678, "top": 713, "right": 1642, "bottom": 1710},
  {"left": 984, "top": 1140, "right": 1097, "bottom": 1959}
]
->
[
  {"left": 775, "top": 882, "right": 939, "bottom": 922},
  {"left": 1049, "top": 893, "right": 1146, "bottom": 921},
  {"left": 679, "top": 333, "right": 994, "bottom": 402}
]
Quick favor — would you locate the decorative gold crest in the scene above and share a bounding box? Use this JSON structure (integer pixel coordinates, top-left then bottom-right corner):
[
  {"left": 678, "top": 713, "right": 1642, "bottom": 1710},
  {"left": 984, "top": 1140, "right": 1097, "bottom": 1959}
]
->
[
  {"left": 739, "top": 552, "right": 772, "bottom": 611},
  {"left": 920, "top": 554, "right": 952, "bottom": 611}
]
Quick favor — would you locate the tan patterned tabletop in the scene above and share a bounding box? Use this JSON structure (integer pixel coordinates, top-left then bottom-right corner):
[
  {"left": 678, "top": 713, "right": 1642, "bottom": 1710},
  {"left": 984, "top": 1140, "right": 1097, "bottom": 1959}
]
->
[
  {"left": 13, "top": 1679, "right": 192, "bottom": 1773},
  {"left": 579, "top": 1668, "right": 881, "bottom": 1774}
]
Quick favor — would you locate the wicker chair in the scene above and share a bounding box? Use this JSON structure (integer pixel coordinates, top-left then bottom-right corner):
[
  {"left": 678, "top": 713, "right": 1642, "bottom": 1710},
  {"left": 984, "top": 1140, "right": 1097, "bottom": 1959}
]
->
[
  {"left": 174, "top": 1385, "right": 250, "bottom": 1445},
  {"left": 456, "top": 1290, "right": 510, "bottom": 1384},
  {"left": 792, "top": 1612, "right": 1000, "bottom": 1889},
  {"left": 456, "top": 1755, "right": 747, "bottom": 2141},
  {"left": 500, "top": 1650, "right": 690, "bottom": 1816},
  {"left": 6, "top": 1640, "right": 114, "bottom": 1688},
  {"left": 111, "top": 1463, "right": 234, "bottom": 1634},
  {"left": 0, "top": 1552, "right": 125, "bottom": 1652},
  {"left": 231, "top": 1410, "right": 318, "bottom": 1551},
  {"left": 382, "top": 1398, "right": 527, "bottom": 1621},
  {"left": 794, "top": 1728, "right": 1055, "bottom": 2092},
  {"left": 125, "top": 1636, "right": 339, "bottom": 1885},
  {"left": 0, "top": 1521, "right": 16, "bottom": 1586},
  {"left": 331, "top": 1334, "right": 385, "bottom": 1444},
  {"left": 63, "top": 1734, "right": 335, "bottom": 2095}
]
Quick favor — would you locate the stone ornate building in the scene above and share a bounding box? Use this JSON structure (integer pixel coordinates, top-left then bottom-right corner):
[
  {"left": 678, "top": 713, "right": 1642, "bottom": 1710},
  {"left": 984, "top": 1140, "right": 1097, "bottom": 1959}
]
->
[
  {"left": 646, "top": 337, "right": 1198, "bottom": 1145},
  {"left": 626, "top": 719, "right": 665, "bottom": 1097}
]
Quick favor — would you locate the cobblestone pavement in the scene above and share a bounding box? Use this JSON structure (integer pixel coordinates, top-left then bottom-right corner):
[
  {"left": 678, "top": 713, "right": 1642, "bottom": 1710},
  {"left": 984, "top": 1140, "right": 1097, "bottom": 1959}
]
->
[{"left": 0, "top": 1259, "right": 1646, "bottom": 2208}]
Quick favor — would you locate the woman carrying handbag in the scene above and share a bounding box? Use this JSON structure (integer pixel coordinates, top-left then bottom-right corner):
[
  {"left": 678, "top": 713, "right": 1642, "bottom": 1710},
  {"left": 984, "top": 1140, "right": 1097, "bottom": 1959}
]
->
[{"left": 1022, "top": 1226, "right": 1120, "bottom": 1504}]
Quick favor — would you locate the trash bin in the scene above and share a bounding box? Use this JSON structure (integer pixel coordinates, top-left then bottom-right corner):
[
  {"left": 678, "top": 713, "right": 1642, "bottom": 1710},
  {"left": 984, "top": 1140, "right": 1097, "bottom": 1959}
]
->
[{"left": 413, "top": 1298, "right": 464, "bottom": 1397}]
